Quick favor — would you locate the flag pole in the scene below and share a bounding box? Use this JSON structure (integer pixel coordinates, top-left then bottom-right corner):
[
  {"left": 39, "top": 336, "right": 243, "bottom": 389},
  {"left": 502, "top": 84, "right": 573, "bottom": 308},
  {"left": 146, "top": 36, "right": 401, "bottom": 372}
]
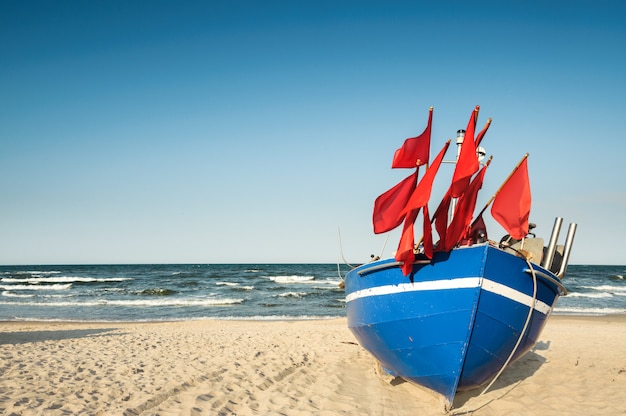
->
[
  {"left": 449, "top": 130, "right": 465, "bottom": 221},
  {"left": 473, "top": 153, "right": 529, "bottom": 222}
]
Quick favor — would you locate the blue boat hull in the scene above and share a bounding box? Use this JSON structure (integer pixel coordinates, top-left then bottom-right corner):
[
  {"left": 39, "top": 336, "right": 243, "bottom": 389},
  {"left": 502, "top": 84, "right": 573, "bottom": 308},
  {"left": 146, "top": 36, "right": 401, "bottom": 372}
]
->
[{"left": 344, "top": 243, "right": 564, "bottom": 407}]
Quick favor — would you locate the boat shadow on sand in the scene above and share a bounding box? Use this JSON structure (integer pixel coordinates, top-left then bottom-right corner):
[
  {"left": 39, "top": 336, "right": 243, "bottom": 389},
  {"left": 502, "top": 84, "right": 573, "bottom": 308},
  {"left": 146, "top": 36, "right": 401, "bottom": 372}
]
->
[
  {"left": 0, "top": 328, "right": 121, "bottom": 345},
  {"left": 453, "top": 342, "right": 550, "bottom": 410},
  {"left": 382, "top": 340, "right": 550, "bottom": 411}
]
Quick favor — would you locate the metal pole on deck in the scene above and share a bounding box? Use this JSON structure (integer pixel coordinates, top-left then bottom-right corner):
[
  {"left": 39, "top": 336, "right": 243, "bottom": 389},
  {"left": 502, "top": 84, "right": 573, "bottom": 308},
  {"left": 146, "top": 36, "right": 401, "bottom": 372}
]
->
[
  {"left": 448, "top": 129, "right": 486, "bottom": 224},
  {"left": 449, "top": 129, "right": 465, "bottom": 223}
]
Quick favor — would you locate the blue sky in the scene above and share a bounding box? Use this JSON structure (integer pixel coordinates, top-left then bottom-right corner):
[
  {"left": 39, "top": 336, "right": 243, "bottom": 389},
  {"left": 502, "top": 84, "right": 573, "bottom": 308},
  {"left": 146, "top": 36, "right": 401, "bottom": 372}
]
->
[{"left": 1, "top": 1, "right": 625, "bottom": 265}]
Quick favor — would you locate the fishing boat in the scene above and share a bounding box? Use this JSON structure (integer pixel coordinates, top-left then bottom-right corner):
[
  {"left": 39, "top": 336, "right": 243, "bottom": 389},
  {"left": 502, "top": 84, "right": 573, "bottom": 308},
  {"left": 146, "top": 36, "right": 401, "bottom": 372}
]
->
[{"left": 343, "top": 106, "right": 577, "bottom": 409}]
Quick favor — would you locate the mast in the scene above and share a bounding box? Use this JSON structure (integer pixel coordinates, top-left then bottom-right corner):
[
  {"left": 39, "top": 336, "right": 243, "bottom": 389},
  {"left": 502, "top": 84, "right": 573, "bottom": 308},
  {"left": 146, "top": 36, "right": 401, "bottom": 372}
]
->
[
  {"left": 449, "top": 129, "right": 486, "bottom": 223},
  {"left": 449, "top": 129, "right": 466, "bottom": 222}
]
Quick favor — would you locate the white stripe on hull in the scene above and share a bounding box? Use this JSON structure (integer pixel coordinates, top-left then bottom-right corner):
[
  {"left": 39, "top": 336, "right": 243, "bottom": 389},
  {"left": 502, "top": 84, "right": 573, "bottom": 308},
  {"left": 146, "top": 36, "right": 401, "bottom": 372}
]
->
[
  {"left": 345, "top": 276, "right": 553, "bottom": 315},
  {"left": 482, "top": 279, "right": 552, "bottom": 315},
  {"left": 345, "top": 277, "right": 480, "bottom": 303}
]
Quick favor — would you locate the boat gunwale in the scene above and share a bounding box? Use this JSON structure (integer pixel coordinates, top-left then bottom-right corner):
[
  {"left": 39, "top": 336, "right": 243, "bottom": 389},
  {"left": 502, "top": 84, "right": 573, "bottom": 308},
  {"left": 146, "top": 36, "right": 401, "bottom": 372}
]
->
[
  {"left": 351, "top": 243, "right": 566, "bottom": 296},
  {"left": 345, "top": 244, "right": 564, "bottom": 316}
]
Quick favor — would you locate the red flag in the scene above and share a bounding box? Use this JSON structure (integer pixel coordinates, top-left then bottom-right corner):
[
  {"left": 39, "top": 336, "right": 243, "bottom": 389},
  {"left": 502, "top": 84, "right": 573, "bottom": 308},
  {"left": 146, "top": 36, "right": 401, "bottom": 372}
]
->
[
  {"left": 444, "top": 162, "right": 489, "bottom": 251},
  {"left": 395, "top": 208, "right": 419, "bottom": 275},
  {"left": 475, "top": 118, "right": 492, "bottom": 147},
  {"left": 450, "top": 106, "right": 480, "bottom": 198},
  {"left": 433, "top": 190, "right": 452, "bottom": 251},
  {"left": 491, "top": 156, "right": 531, "bottom": 240},
  {"left": 394, "top": 140, "right": 450, "bottom": 275},
  {"left": 372, "top": 170, "right": 418, "bottom": 234},
  {"left": 392, "top": 107, "right": 432, "bottom": 168},
  {"left": 463, "top": 214, "right": 488, "bottom": 244},
  {"left": 422, "top": 204, "right": 434, "bottom": 259},
  {"left": 401, "top": 140, "right": 451, "bottom": 214}
]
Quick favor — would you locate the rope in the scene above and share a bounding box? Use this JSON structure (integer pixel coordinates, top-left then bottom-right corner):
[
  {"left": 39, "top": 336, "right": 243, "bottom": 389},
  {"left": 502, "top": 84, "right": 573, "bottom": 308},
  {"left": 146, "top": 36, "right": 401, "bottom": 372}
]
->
[
  {"left": 337, "top": 227, "right": 355, "bottom": 269},
  {"left": 477, "top": 256, "right": 538, "bottom": 398},
  {"left": 336, "top": 258, "right": 344, "bottom": 281},
  {"left": 452, "top": 257, "right": 539, "bottom": 414},
  {"left": 378, "top": 234, "right": 390, "bottom": 260}
]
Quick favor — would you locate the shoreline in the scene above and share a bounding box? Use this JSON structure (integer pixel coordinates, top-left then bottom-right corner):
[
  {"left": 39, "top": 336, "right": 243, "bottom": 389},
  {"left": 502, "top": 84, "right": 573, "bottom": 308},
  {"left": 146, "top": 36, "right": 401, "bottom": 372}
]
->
[
  {"left": 2, "top": 312, "right": 625, "bottom": 325},
  {"left": 2, "top": 316, "right": 626, "bottom": 415}
]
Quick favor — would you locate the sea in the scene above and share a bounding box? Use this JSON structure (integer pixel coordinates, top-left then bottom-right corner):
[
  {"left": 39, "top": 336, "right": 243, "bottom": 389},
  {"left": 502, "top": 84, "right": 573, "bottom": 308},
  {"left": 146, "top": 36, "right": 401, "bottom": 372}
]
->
[{"left": 0, "top": 263, "right": 624, "bottom": 322}]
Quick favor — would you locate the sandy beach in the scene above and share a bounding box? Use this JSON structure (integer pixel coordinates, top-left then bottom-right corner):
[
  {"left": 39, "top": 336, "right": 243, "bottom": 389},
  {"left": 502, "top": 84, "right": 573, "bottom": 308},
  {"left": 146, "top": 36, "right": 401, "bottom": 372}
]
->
[{"left": 1, "top": 315, "right": 625, "bottom": 415}]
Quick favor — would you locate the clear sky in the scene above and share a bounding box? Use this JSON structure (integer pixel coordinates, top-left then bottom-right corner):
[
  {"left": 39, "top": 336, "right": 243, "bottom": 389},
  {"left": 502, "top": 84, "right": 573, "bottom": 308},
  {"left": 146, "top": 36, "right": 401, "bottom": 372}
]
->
[{"left": 1, "top": 1, "right": 625, "bottom": 265}]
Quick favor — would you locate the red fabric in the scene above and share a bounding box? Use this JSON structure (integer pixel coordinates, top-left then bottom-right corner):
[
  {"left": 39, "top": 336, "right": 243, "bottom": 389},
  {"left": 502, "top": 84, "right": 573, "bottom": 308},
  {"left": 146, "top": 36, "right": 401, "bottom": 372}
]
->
[
  {"left": 475, "top": 118, "right": 492, "bottom": 147},
  {"left": 432, "top": 190, "right": 452, "bottom": 251},
  {"left": 372, "top": 170, "right": 418, "bottom": 234},
  {"left": 395, "top": 208, "right": 419, "bottom": 276},
  {"left": 463, "top": 214, "right": 488, "bottom": 244},
  {"left": 394, "top": 140, "right": 450, "bottom": 275},
  {"left": 401, "top": 140, "right": 450, "bottom": 214},
  {"left": 422, "top": 204, "right": 434, "bottom": 259},
  {"left": 450, "top": 106, "right": 480, "bottom": 198},
  {"left": 491, "top": 157, "right": 532, "bottom": 240},
  {"left": 392, "top": 108, "right": 432, "bottom": 168},
  {"left": 444, "top": 164, "right": 488, "bottom": 251}
]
